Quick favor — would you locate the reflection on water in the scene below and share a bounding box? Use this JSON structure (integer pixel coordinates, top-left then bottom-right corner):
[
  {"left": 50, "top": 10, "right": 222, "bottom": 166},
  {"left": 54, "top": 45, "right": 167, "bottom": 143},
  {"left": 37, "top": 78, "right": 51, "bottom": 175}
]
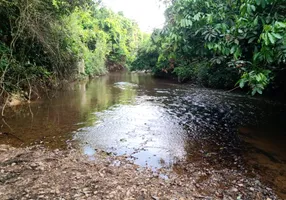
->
[
  {"left": 0, "top": 73, "right": 140, "bottom": 148},
  {"left": 0, "top": 72, "right": 286, "bottom": 197}
]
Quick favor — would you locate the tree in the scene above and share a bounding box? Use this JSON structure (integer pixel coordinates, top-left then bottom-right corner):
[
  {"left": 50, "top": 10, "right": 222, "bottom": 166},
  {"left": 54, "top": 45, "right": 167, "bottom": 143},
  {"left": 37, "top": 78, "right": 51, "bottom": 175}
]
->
[
  {"left": 0, "top": 0, "right": 143, "bottom": 107},
  {"left": 133, "top": 0, "right": 286, "bottom": 95}
]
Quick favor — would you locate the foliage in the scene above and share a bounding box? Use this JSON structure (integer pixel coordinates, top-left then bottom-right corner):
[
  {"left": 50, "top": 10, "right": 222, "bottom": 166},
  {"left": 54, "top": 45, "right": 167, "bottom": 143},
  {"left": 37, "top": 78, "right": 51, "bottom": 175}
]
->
[
  {"left": 95, "top": 8, "right": 142, "bottom": 68},
  {"left": 0, "top": 0, "right": 71, "bottom": 102},
  {"left": 131, "top": 31, "right": 159, "bottom": 71},
  {"left": 0, "top": 0, "right": 142, "bottom": 105},
  {"left": 133, "top": 0, "right": 286, "bottom": 95},
  {"left": 237, "top": 70, "right": 271, "bottom": 95}
]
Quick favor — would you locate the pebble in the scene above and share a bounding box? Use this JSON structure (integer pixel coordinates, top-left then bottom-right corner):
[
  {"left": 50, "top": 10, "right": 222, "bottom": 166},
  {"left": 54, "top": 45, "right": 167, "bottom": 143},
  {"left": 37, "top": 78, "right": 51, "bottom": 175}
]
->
[
  {"left": 74, "top": 194, "right": 81, "bottom": 197},
  {"left": 0, "top": 144, "right": 280, "bottom": 200}
]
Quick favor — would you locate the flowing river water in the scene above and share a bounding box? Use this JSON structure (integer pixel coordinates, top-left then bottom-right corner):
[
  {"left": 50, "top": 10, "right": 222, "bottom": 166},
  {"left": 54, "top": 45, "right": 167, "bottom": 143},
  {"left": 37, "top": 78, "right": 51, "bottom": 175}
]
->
[{"left": 1, "top": 72, "right": 286, "bottom": 198}]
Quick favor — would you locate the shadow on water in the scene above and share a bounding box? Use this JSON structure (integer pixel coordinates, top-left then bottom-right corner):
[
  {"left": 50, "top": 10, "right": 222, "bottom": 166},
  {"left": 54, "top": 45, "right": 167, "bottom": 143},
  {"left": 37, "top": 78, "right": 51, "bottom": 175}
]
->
[{"left": 0, "top": 72, "right": 286, "bottom": 197}]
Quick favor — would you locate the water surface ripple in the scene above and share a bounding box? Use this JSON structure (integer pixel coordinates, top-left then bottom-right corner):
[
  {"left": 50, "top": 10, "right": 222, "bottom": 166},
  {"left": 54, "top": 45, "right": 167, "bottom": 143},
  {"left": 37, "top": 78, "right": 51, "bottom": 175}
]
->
[{"left": 1, "top": 72, "right": 285, "bottom": 195}]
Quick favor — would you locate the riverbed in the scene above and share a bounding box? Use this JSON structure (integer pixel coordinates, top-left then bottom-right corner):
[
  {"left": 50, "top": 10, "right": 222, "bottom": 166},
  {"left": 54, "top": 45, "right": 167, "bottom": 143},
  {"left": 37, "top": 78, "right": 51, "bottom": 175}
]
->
[{"left": 1, "top": 72, "right": 285, "bottom": 198}]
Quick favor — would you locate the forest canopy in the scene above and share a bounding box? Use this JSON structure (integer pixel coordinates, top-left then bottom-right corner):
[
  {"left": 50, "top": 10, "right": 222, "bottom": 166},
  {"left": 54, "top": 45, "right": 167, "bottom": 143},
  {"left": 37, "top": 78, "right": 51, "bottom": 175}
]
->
[{"left": 132, "top": 0, "right": 286, "bottom": 95}]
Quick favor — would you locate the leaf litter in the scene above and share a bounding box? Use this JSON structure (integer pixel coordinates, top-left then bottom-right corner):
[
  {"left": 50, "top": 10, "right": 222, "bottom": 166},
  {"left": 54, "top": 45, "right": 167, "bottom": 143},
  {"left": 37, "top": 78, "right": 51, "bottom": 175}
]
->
[{"left": 0, "top": 145, "right": 280, "bottom": 200}]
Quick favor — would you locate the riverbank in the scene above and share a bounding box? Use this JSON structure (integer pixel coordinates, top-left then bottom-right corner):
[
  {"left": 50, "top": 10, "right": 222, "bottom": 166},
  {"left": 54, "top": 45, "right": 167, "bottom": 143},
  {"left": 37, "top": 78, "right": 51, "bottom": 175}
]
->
[
  {"left": 0, "top": 145, "right": 279, "bottom": 200},
  {"left": 0, "top": 76, "right": 90, "bottom": 115}
]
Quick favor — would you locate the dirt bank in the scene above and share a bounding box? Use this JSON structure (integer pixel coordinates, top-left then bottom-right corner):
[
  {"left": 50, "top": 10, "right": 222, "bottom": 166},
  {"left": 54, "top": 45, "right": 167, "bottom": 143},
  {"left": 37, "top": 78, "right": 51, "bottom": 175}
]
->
[{"left": 0, "top": 145, "right": 280, "bottom": 200}]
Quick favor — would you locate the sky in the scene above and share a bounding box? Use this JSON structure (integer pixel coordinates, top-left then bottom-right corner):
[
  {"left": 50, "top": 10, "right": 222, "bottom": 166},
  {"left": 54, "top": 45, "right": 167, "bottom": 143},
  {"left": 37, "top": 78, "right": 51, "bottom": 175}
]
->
[{"left": 102, "top": 0, "right": 166, "bottom": 33}]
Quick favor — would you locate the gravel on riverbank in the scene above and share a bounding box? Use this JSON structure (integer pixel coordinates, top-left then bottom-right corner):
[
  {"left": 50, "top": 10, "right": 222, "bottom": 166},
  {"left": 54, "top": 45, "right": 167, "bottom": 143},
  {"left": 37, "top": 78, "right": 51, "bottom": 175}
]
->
[{"left": 0, "top": 145, "right": 280, "bottom": 200}]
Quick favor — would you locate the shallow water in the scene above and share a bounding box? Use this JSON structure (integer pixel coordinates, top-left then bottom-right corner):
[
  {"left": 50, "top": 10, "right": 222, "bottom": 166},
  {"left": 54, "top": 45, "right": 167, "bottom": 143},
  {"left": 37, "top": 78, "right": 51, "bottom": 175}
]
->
[{"left": 1, "top": 72, "right": 286, "bottom": 197}]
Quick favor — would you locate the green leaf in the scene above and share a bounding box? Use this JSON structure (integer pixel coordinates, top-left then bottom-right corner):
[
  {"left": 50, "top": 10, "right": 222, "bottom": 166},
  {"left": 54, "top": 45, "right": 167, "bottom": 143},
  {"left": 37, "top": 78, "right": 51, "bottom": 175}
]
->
[
  {"left": 263, "top": 33, "right": 269, "bottom": 45},
  {"left": 271, "top": 33, "right": 283, "bottom": 39},
  {"left": 247, "top": 4, "right": 252, "bottom": 14},
  {"left": 251, "top": 5, "right": 256, "bottom": 12},
  {"left": 256, "top": 74, "right": 262, "bottom": 82},
  {"left": 207, "top": 43, "right": 213, "bottom": 50},
  {"left": 230, "top": 46, "right": 236, "bottom": 54},
  {"left": 253, "top": 52, "right": 260, "bottom": 61},
  {"left": 248, "top": 37, "right": 256, "bottom": 44},
  {"left": 239, "top": 80, "right": 246, "bottom": 88},
  {"left": 257, "top": 89, "right": 263, "bottom": 94},
  {"left": 251, "top": 88, "right": 257, "bottom": 96},
  {"left": 253, "top": 16, "right": 258, "bottom": 26},
  {"left": 52, "top": 0, "right": 59, "bottom": 9},
  {"left": 267, "top": 33, "right": 275, "bottom": 44},
  {"left": 234, "top": 48, "right": 242, "bottom": 59},
  {"left": 261, "top": 0, "right": 266, "bottom": 8},
  {"left": 275, "top": 22, "right": 286, "bottom": 28}
]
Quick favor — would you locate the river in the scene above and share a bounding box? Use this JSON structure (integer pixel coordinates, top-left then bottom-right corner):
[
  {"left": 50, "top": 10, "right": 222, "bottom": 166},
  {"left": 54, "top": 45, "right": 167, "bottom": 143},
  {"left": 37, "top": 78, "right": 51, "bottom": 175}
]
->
[{"left": 1, "top": 72, "right": 285, "bottom": 197}]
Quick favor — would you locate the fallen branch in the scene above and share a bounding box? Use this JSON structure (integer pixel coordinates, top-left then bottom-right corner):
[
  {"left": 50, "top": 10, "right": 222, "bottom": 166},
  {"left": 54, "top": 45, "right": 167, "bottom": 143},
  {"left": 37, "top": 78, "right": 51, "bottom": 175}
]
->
[{"left": 226, "top": 86, "right": 240, "bottom": 93}]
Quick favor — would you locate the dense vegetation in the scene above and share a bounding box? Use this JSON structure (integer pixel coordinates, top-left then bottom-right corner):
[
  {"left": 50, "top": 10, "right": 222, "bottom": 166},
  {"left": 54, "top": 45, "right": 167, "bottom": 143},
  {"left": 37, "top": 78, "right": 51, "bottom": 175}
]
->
[
  {"left": 132, "top": 0, "right": 286, "bottom": 95},
  {"left": 1, "top": 0, "right": 286, "bottom": 107},
  {"left": 0, "top": 0, "right": 142, "bottom": 106}
]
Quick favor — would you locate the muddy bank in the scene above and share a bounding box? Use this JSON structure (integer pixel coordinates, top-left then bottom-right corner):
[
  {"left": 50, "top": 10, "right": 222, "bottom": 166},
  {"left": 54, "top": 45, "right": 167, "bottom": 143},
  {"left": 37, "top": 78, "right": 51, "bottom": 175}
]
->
[
  {"left": 0, "top": 145, "right": 279, "bottom": 200},
  {"left": 0, "top": 77, "right": 86, "bottom": 112}
]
